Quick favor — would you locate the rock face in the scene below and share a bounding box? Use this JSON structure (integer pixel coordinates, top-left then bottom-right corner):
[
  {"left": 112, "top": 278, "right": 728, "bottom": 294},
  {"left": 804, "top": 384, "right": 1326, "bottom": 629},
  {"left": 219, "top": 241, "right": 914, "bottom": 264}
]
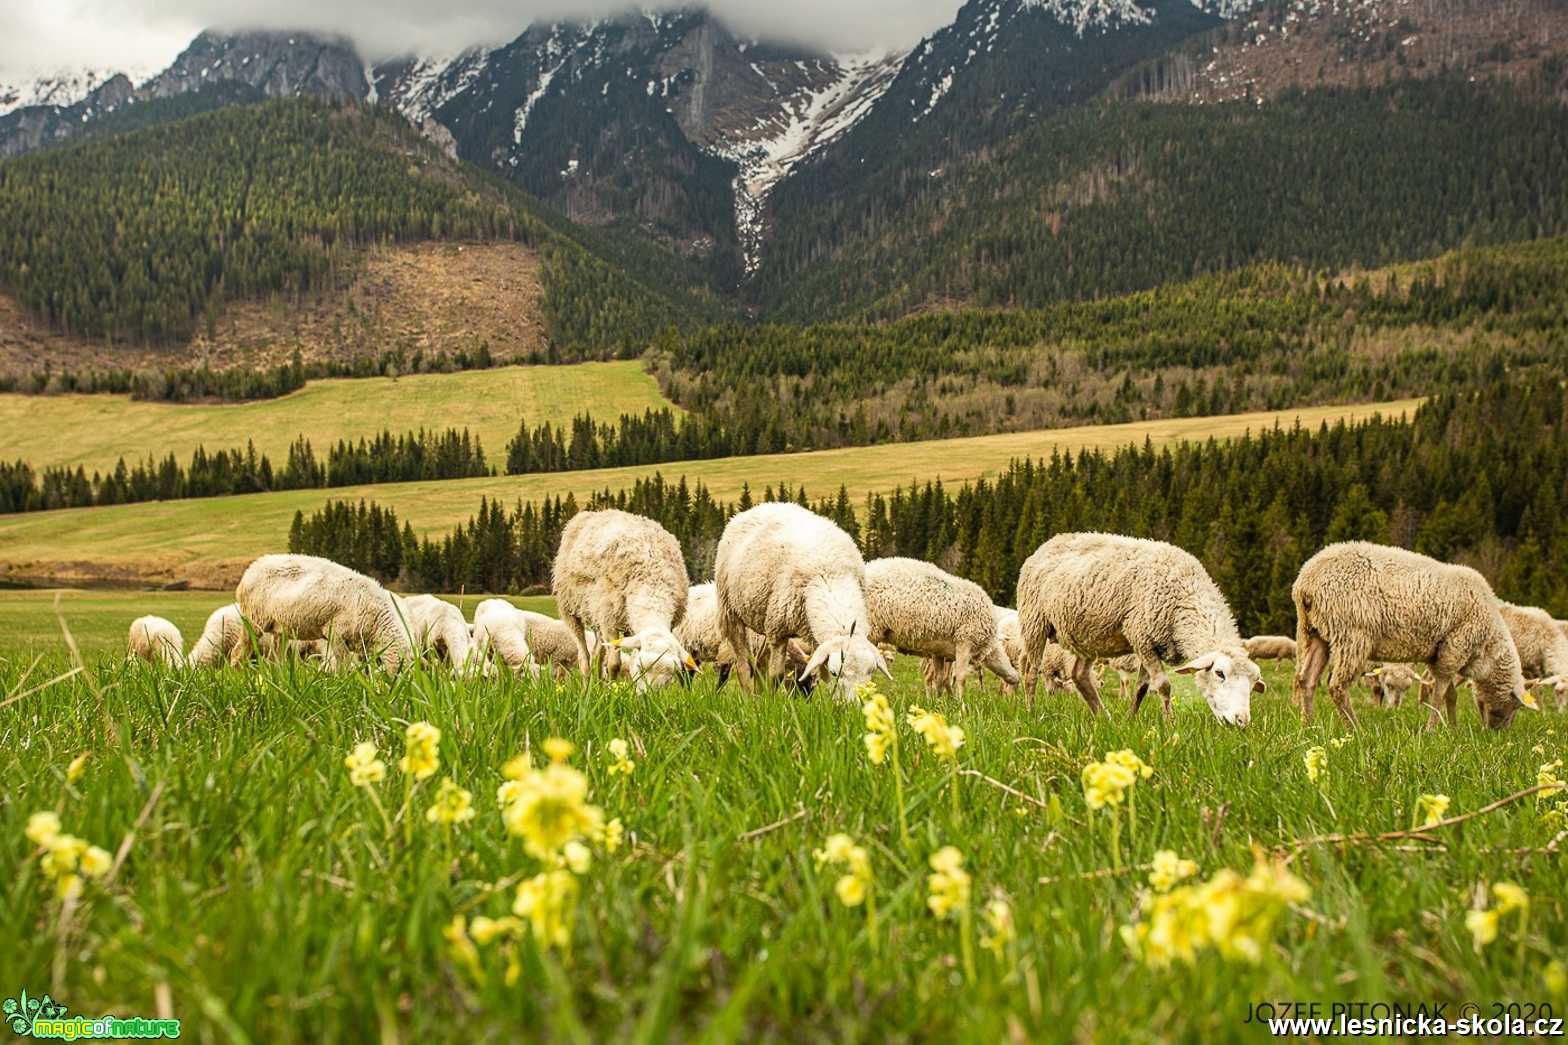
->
[
  {"left": 0, "top": 74, "right": 135, "bottom": 158},
  {"left": 141, "top": 31, "right": 370, "bottom": 102}
]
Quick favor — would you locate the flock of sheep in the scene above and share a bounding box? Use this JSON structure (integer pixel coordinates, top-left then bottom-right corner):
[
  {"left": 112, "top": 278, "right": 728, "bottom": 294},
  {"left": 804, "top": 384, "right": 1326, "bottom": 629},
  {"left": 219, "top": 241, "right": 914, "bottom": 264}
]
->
[{"left": 125, "top": 502, "right": 1568, "bottom": 729}]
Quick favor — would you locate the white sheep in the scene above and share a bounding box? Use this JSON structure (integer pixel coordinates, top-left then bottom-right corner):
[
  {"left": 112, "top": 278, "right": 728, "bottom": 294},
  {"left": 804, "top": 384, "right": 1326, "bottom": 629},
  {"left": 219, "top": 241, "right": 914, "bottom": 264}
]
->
[
  {"left": 1017, "top": 532, "right": 1262, "bottom": 726},
  {"left": 714, "top": 502, "right": 890, "bottom": 698},
  {"left": 522, "top": 609, "right": 598, "bottom": 679},
  {"left": 1499, "top": 603, "right": 1568, "bottom": 711},
  {"left": 235, "top": 553, "right": 413, "bottom": 671},
  {"left": 1361, "top": 663, "right": 1431, "bottom": 707},
  {"left": 187, "top": 603, "right": 272, "bottom": 667},
  {"left": 862, "top": 557, "right": 1018, "bottom": 693},
  {"left": 1243, "top": 635, "right": 1298, "bottom": 661},
  {"left": 1292, "top": 542, "right": 1528, "bottom": 728},
  {"left": 127, "top": 615, "right": 184, "bottom": 666},
  {"left": 551, "top": 509, "right": 694, "bottom": 690},
  {"left": 398, "top": 594, "right": 485, "bottom": 674}
]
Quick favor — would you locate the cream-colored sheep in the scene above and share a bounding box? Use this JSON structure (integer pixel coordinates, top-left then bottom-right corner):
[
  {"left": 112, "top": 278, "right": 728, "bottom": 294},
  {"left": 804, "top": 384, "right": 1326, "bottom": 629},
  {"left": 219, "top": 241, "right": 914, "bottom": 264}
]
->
[
  {"left": 186, "top": 603, "right": 279, "bottom": 667},
  {"left": 398, "top": 594, "right": 484, "bottom": 674},
  {"left": 864, "top": 557, "right": 1019, "bottom": 693},
  {"left": 1361, "top": 663, "right": 1431, "bottom": 708},
  {"left": 714, "top": 502, "right": 890, "bottom": 699},
  {"left": 235, "top": 554, "right": 412, "bottom": 671},
  {"left": 680, "top": 581, "right": 813, "bottom": 690},
  {"left": 1243, "top": 635, "right": 1298, "bottom": 661},
  {"left": 552, "top": 509, "right": 694, "bottom": 691},
  {"left": 1017, "top": 533, "right": 1262, "bottom": 726},
  {"left": 127, "top": 615, "right": 184, "bottom": 666},
  {"left": 1292, "top": 542, "right": 1527, "bottom": 728},
  {"left": 520, "top": 610, "right": 598, "bottom": 679},
  {"left": 1099, "top": 653, "right": 1144, "bottom": 703},
  {"left": 1499, "top": 603, "right": 1568, "bottom": 711}
]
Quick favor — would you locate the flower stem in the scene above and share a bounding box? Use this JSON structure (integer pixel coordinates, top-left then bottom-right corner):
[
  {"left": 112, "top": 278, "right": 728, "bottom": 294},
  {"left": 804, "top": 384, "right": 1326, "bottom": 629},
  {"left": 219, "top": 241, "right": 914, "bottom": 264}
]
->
[
  {"left": 959, "top": 897, "right": 977, "bottom": 985},
  {"left": 1109, "top": 808, "right": 1122, "bottom": 871},
  {"left": 866, "top": 888, "right": 879, "bottom": 955},
  {"left": 892, "top": 733, "right": 912, "bottom": 852},
  {"left": 949, "top": 760, "right": 962, "bottom": 822}
]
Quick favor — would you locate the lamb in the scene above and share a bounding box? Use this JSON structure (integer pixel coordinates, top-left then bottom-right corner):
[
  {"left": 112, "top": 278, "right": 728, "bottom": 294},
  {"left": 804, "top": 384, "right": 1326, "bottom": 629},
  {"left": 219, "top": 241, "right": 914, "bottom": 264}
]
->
[
  {"left": 397, "top": 594, "right": 484, "bottom": 674},
  {"left": 1499, "top": 603, "right": 1568, "bottom": 711},
  {"left": 521, "top": 609, "right": 598, "bottom": 679},
  {"left": 472, "top": 598, "right": 534, "bottom": 673},
  {"left": 1291, "top": 542, "right": 1528, "bottom": 729},
  {"left": 714, "top": 502, "right": 891, "bottom": 699},
  {"left": 928, "top": 608, "right": 1070, "bottom": 697},
  {"left": 680, "top": 581, "right": 814, "bottom": 690},
  {"left": 1243, "top": 635, "right": 1298, "bottom": 661},
  {"left": 551, "top": 509, "right": 695, "bottom": 691},
  {"left": 1017, "top": 532, "right": 1262, "bottom": 726},
  {"left": 1101, "top": 653, "right": 1145, "bottom": 702},
  {"left": 127, "top": 615, "right": 184, "bottom": 667},
  {"left": 1361, "top": 663, "right": 1431, "bottom": 708},
  {"left": 235, "top": 553, "right": 413, "bottom": 671},
  {"left": 187, "top": 603, "right": 273, "bottom": 667},
  {"left": 863, "top": 557, "right": 1020, "bottom": 693}
]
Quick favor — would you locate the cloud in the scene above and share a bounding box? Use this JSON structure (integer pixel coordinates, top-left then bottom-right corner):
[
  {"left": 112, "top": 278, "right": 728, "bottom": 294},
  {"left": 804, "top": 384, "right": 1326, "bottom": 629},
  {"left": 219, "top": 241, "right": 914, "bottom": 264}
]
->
[{"left": 0, "top": 0, "right": 963, "bottom": 79}]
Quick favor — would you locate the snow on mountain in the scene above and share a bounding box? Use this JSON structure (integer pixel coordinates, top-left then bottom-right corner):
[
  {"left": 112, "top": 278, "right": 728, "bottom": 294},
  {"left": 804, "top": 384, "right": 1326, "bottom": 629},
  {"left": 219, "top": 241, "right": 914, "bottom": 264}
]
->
[{"left": 0, "top": 68, "right": 140, "bottom": 118}]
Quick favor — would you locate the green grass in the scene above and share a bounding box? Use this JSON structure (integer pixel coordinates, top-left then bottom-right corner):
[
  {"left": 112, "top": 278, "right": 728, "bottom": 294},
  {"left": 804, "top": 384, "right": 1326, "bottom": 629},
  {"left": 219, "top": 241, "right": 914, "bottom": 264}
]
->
[
  {"left": 0, "top": 361, "right": 674, "bottom": 475},
  {"left": 0, "top": 399, "right": 1420, "bottom": 588},
  {"left": 2, "top": 638, "right": 1564, "bottom": 1041}
]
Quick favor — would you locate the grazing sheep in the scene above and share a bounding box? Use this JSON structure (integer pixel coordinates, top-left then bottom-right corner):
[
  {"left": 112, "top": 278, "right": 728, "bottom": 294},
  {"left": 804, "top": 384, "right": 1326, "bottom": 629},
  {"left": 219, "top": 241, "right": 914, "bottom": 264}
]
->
[
  {"left": 1499, "top": 603, "right": 1568, "bottom": 711},
  {"left": 932, "top": 606, "right": 1071, "bottom": 697},
  {"left": 1291, "top": 542, "right": 1527, "bottom": 729},
  {"left": 472, "top": 598, "right": 534, "bottom": 673},
  {"left": 714, "top": 502, "right": 890, "bottom": 699},
  {"left": 1100, "top": 653, "right": 1144, "bottom": 702},
  {"left": 1361, "top": 663, "right": 1431, "bottom": 708},
  {"left": 235, "top": 553, "right": 413, "bottom": 671},
  {"left": 864, "top": 557, "right": 1019, "bottom": 694},
  {"left": 187, "top": 603, "right": 277, "bottom": 667},
  {"left": 680, "top": 581, "right": 814, "bottom": 691},
  {"left": 398, "top": 594, "right": 484, "bottom": 674},
  {"left": 520, "top": 609, "right": 598, "bottom": 680},
  {"left": 1017, "top": 532, "right": 1262, "bottom": 726},
  {"left": 1243, "top": 635, "right": 1298, "bottom": 661},
  {"left": 552, "top": 509, "right": 694, "bottom": 691},
  {"left": 127, "top": 615, "right": 184, "bottom": 667}
]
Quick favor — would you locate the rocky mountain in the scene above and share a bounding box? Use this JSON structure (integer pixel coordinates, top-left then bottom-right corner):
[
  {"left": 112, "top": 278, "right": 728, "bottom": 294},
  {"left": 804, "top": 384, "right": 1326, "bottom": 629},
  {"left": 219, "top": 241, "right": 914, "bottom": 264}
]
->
[{"left": 140, "top": 30, "right": 372, "bottom": 103}]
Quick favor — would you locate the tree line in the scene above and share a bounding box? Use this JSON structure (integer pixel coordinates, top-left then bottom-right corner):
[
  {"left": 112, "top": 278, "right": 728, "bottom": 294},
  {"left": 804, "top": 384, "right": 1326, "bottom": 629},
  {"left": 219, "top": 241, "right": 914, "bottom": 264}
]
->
[{"left": 288, "top": 374, "right": 1568, "bottom": 633}]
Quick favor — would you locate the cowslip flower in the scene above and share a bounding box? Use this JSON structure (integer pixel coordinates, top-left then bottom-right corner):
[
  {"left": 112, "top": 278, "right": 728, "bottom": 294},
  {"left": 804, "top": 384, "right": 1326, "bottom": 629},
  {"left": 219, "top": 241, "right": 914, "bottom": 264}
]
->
[
  {"left": 1303, "top": 746, "right": 1328, "bottom": 785},
  {"left": 1105, "top": 749, "right": 1153, "bottom": 780},
  {"left": 444, "top": 915, "right": 483, "bottom": 981},
  {"left": 1122, "top": 854, "right": 1310, "bottom": 968},
  {"left": 1492, "top": 881, "right": 1529, "bottom": 915},
  {"left": 426, "top": 778, "right": 476, "bottom": 825},
  {"left": 926, "top": 846, "right": 971, "bottom": 919},
  {"left": 345, "top": 741, "right": 387, "bottom": 787},
  {"left": 862, "top": 686, "right": 896, "bottom": 765},
  {"left": 1415, "top": 793, "right": 1450, "bottom": 828},
  {"left": 1149, "top": 850, "right": 1198, "bottom": 893},
  {"left": 1539, "top": 760, "right": 1564, "bottom": 800},
  {"left": 562, "top": 839, "right": 592, "bottom": 875},
  {"left": 982, "top": 898, "right": 1015, "bottom": 961},
  {"left": 1466, "top": 908, "right": 1501, "bottom": 951},
  {"left": 399, "top": 722, "right": 441, "bottom": 781},
  {"left": 29, "top": 820, "right": 112, "bottom": 900},
  {"left": 594, "top": 817, "right": 625, "bottom": 854},
  {"left": 907, "top": 707, "right": 965, "bottom": 760},
  {"left": 26, "top": 811, "right": 61, "bottom": 847},
  {"left": 65, "top": 752, "right": 90, "bottom": 784},
  {"left": 606, "top": 738, "right": 636, "bottom": 777},
  {"left": 1081, "top": 760, "right": 1137, "bottom": 810},
  {"left": 814, "top": 833, "right": 872, "bottom": 908},
  {"left": 468, "top": 915, "right": 523, "bottom": 946},
  {"left": 543, "top": 738, "right": 576, "bottom": 764},
  {"left": 513, "top": 870, "right": 580, "bottom": 950},
  {"left": 499, "top": 749, "right": 604, "bottom": 860}
]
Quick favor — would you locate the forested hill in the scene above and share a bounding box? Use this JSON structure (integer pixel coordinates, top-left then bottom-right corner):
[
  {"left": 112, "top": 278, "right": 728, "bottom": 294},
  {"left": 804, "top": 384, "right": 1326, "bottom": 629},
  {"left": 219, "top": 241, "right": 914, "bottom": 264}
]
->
[
  {"left": 749, "top": 73, "right": 1568, "bottom": 320},
  {"left": 0, "top": 99, "right": 688, "bottom": 358}
]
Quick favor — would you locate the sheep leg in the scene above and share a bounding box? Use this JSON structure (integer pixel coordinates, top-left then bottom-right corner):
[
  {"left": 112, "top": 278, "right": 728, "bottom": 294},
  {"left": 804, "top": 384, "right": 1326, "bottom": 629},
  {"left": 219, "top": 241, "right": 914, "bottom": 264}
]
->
[
  {"left": 950, "top": 646, "right": 973, "bottom": 695},
  {"left": 1323, "top": 641, "right": 1368, "bottom": 729},
  {"left": 1068, "top": 656, "right": 1105, "bottom": 715},
  {"left": 1293, "top": 634, "right": 1329, "bottom": 721},
  {"left": 561, "top": 614, "right": 592, "bottom": 675},
  {"left": 1132, "top": 653, "right": 1171, "bottom": 719}
]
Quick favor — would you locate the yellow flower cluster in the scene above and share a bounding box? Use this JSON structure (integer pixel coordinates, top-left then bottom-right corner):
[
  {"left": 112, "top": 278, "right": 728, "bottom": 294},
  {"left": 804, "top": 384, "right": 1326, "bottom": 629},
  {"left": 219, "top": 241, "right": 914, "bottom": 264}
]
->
[
  {"left": 596, "top": 817, "right": 625, "bottom": 854},
  {"left": 1148, "top": 850, "right": 1199, "bottom": 893},
  {"left": 25, "top": 811, "right": 111, "bottom": 900},
  {"left": 497, "top": 740, "right": 605, "bottom": 861},
  {"left": 861, "top": 686, "right": 896, "bottom": 765},
  {"left": 1121, "top": 854, "right": 1310, "bottom": 967},
  {"left": 606, "top": 738, "right": 636, "bottom": 777},
  {"left": 66, "top": 752, "right": 90, "bottom": 784},
  {"left": 926, "top": 846, "right": 972, "bottom": 919},
  {"left": 814, "top": 833, "right": 873, "bottom": 907},
  {"left": 1466, "top": 881, "right": 1529, "bottom": 952},
  {"left": 981, "top": 898, "right": 1014, "bottom": 961},
  {"left": 399, "top": 722, "right": 442, "bottom": 781},
  {"left": 1415, "top": 793, "right": 1450, "bottom": 828},
  {"left": 1539, "top": 760, "right": 1564, "bottom": 800},
  {"left": 1082, "top": 760, "right": 1138, "bottom": 811},
  {"left": 1303, "top": 746, "right": 1328, "bottom": 785},
  {"left": 344, "top": 741, "right": 387, "bottom": 787},
  {"left": 426, "top": 778, "right": 476, "bottom": 825},
  {"left": 513, "top": 869, "right": 581, "bottom": 950},
  {"left": 907, "top": 707, "right": 965, "bottom": 760},
  {"left": 1105, "top": 749, "right": 1154, "bottom": 780}
]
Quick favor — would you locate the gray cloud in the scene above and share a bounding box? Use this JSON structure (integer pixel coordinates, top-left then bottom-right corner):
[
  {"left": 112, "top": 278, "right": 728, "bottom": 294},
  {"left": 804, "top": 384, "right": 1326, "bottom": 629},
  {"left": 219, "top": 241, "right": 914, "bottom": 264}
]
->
[{"left": 1, "top": 0, "right": 962, "bottom": 79}]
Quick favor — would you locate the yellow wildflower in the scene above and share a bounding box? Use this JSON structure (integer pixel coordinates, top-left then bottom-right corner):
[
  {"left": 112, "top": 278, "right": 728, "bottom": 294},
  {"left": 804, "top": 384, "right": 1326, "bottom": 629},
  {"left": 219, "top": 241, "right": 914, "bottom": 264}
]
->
[
  {"left": 1148, "top": 850, "right": 1198, "bottom": 893},
  {"left": 513, "top": 870, "right": 580, "bottom": 950},
  {"left": 815, "top": 833, "right": 873, "bottom": 908},
  {"left": 499, "top": 760, "right": 604, "bottom": 860},
  {"left": 927, "top": 846, "right": 971, "bottom": 919},
  {"left": 399, "top": 722, "right": 441, "bottom": 781},
  {"left": 542, "top": 738, "right": 576, "bottom": 764},
  {"left": 982, "top": 898, "right": 1015, "bottom": 961},
  {"left": 1415, "top": 793, "right": 1450, "bottom": 827},
  {"left": 443, "top": 915, "right": 482, "bottom": 979},
  {"left": 1545, "top": 960, "right": 1566, "bottom": 996},
  {"left": 1539, "top": 760, "right": 1565, "bottom": 800},
  {"left": 562, "top": 840, "right": 592, "bottom": 875},
  {"left": 344, "top": 741, "right": 386, "bottom": 787},
  {"left": 25, "top": 811, "right": 61, "bottom": 847},
  {"left": 469, "top": 915, "right": 523, "bottom": 946},
  {"left": 65, "top": 752, "right": 90, "bottom": 784},
  {"left": 426, "top": 778, "right": 476, "bottom": 826},
  {"left": 79, "top": 845, "right": 112, "bottom": 878},
  {"left": 597, "top": 817, "right": 625, "bottom": 854},
  {"left": 606, "top": 738, "right": 636, "bottom": 777},
  {"left": 1466, "top": 908, "right": 1501, "bottom": 951},
  {"left": 1303, "top": 746, "right": 1328, "bottom": 784},
  {"left": 40, "top": 833, "right": 87, "bottom": 879},
  {"left": 814, "top": 833, "right": 857, "bottom": 868},
  {"left": 862, "top": 687, "right": 896, "bottom": 765},
  {"left": 1492, "top": 881, "right": 1529, "bottom": 915},
  {"left": 1123, "top": 854, "right": 1309, "bottom": 968},
  {"left": 1081, "top": 760, "right": 1137, "bottom": 810},
  {"left": 1329, "top": 736, "right": 1351, "bottom": 750},
  {"left": 1105, "top": 749, "right": 1153, "bottom": 780},
  {"left": 907, "top": 706, "right": 965, "bottom": 760},
  {"left": 501, "top": 754, "right": 532, "bottom": 781}
]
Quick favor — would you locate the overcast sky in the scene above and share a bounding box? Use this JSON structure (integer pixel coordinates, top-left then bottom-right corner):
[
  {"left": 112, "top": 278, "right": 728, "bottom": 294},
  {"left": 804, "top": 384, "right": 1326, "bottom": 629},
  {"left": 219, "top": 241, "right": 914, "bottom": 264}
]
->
[{"left": 0, "top": 0, "right": 961, "bottom": 78}]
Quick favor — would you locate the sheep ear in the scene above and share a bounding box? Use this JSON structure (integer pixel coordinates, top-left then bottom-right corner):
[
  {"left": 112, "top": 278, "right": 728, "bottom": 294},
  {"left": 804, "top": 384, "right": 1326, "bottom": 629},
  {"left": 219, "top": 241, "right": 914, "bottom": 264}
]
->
[
  {"left": 683, "top": 654, "right": 698, "bottom": 670},
  {"left": 799, "top": 644, "right": 832, "bottom": 683},
  {"left": 617, "top": 634, "right": 642, "bottom": 651},
  {"left": 1518, "top": 690, "right": 1541, "bottom": 711},
  {"left": 1252, "top": 677, "right": 1265, "bottom": 694},
  {"left": 876, "top": 652, "right": 894, "bottom": 681},
  {"left": 1173, "top": 653, "right": 1216, "bottom": 676}
]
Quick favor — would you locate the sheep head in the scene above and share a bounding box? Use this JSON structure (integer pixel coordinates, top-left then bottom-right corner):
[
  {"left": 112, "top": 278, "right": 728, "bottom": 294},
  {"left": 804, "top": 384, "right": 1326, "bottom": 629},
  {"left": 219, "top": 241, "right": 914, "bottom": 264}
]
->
[
  {"left": 799, "top": 634, "right": 892, "bottom": 700},
  {"left": 1173, "top": 649, "right": 1262, "bottom": 727},
  {"left": 614, "top": 629, "right": 696, "bottom": 692}
]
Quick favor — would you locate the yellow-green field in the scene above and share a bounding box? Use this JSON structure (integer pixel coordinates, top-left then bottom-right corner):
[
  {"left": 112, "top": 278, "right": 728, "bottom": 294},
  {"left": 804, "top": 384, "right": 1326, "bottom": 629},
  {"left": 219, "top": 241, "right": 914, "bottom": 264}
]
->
[
  {"left": 0, "top": 399, "right": 1420, "bottom": 588},
  {"left": 0, "top": 361, "right": 674, "bottom": 475}
]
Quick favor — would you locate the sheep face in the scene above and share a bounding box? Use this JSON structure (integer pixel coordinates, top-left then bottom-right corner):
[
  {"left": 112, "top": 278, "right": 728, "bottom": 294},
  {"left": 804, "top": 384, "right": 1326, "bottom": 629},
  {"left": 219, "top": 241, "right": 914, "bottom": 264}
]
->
[
  {"left": 1537, "top": 675, "right": 1568, "bottom": 710},
  {"left": 800, "top": 636, "right": 893, "bottom": 700},
  {"left": 1173, "top": 650, "right": 1261, "bottom": 727},
  {"left": 615, "top": 630, "right": 696, "bottom": 692}
]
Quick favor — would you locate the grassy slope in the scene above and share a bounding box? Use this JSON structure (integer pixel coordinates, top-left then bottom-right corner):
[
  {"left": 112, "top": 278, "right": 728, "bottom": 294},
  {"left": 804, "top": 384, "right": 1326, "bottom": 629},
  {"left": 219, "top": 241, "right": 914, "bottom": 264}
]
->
[
  {"left": 0, "top": 399, "right": 1422, "bottom": 587},
  {"left": 0, "top": 361, "right": 673, "bottom": 475},
  {"left": 0, "top": 648, "right": 1562, "bottom": 1040}
]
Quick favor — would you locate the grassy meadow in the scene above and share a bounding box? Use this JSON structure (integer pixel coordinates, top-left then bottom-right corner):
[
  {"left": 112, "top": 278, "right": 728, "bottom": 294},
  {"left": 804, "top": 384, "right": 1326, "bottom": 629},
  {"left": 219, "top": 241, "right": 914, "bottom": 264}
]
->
[
  {"left": 2, "top": 638, "right": 1565, "bottom": 1041},
  {"left": 0, "top": 398, "right": 1421, "bottom": 588},
  {"left": 0, "top": 361, "right": 674, "bottom": 475}
]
